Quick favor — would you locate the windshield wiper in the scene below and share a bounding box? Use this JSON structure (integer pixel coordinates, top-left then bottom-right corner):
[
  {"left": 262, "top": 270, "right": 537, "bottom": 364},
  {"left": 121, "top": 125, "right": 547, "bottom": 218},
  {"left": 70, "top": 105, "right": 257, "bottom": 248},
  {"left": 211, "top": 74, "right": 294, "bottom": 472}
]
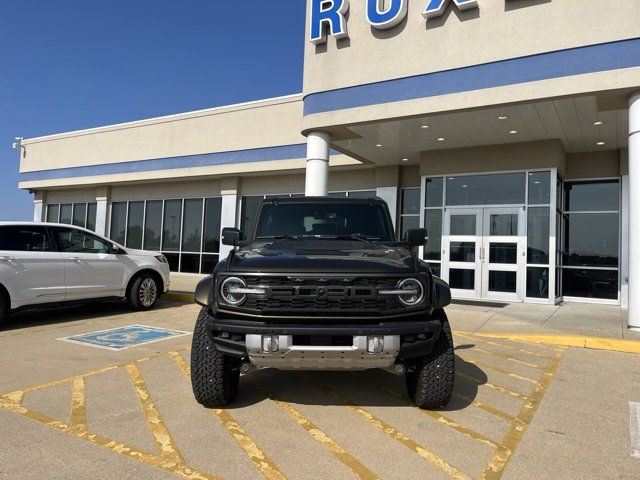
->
[
  {"left": 256, "top": 235, "right": 300, "bottom": 240},
  {"left": 332, "top": 234, "right": 381, "bottom": 245}
]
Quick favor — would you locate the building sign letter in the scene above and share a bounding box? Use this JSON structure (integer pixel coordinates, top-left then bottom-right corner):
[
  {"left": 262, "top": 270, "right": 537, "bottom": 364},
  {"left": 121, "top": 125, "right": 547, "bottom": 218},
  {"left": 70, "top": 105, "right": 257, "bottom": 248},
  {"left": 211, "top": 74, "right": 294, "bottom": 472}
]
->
[
  {"left": 309, "top": 0, "right": 350, "bottom": 45},
  {"left": 422, "top": 0, "right": 479, "bottom": 19},
  {"left": 367, "top": 0, "right": 408, "bottom": 30}
]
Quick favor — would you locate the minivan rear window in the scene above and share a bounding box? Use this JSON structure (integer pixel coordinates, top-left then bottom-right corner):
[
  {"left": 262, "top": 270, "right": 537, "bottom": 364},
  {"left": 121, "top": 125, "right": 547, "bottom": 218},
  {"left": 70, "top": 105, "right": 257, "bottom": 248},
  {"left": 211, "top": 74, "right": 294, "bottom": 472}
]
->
[{"left": 0, "top": 226, "right": 51, "bottom": 252}]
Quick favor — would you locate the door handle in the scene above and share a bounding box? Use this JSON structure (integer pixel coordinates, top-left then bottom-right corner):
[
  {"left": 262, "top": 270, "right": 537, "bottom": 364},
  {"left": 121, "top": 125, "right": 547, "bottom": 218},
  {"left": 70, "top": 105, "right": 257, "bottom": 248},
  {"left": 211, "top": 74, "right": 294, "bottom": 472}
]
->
[
  {"left": 0, "top": 256, "right": 15, "bottom": 261},
  {"left": 68, "top": 257, "right": 82, "bottom": 261}
]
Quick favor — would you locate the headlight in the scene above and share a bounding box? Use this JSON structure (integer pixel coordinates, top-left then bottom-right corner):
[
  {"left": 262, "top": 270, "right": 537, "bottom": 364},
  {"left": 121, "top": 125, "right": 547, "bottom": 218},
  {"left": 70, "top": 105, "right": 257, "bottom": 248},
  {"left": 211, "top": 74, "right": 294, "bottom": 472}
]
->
[
  {"left": 155, "top": 255, "right": 168, "bottom": 264},
  {"left": 396, "top": 278, "right": 425, "bottom": 306},
  {"left": 219, "top": 277, "right": 249, "bottom": 306}
]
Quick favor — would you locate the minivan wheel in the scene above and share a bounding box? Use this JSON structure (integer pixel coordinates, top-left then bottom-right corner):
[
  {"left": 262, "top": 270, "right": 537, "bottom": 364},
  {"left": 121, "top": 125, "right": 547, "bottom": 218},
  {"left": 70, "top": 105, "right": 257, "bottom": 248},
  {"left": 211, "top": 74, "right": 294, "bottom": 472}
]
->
[{"left": 128, "top": 274, "right": 159, "bottom": 311}]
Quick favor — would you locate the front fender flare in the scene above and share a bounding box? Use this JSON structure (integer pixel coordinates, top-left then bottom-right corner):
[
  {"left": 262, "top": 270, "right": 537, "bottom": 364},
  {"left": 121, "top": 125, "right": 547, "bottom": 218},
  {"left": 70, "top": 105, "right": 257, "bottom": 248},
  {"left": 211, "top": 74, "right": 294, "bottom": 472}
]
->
[
  {"left": 195, "top": 276, "right": 214, "bottom": 307},
  {"left": 432, "top": 276, "right": 452, "bottom": 311}
]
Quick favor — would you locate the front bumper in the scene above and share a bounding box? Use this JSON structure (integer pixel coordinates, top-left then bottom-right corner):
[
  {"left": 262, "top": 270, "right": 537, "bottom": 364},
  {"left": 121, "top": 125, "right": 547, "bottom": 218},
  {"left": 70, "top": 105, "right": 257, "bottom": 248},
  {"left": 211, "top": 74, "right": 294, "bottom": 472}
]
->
[{"left": 205, "top": 313, "right": 442, "bottom": 370}]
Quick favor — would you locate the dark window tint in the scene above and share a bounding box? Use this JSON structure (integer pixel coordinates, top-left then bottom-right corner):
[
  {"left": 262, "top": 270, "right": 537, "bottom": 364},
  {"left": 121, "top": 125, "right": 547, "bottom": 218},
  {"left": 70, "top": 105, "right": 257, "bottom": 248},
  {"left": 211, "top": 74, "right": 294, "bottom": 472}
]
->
[
  {"left": 527, "top": 207, "right": 550, "bottom": 265},
  {"left": 562, "top": 269, "right": 618, "bottom": 300},
  {"left": 182, "top": 199, "right": 203, "bottom": 252},
  {"left": 429, "top": 263, "right": 441, "bottom": 277},
  {"left": 164, "top": 253, "right": 179, "bottom": 272},
  {"left": 255, "top": 203, "right": 394, "bottom": 241},
  {"left": 72, "top": 204, "right": 86, "bottom": 227},
  {"left": 527, "top": 267, "right": 549, "bottom": 298},
  {"left": 489, "top": 243, "right": 517, "bottom": 264},
  {"left": 127, "top": 202, "right": 144, "bottom": 249},
  {"left": 0, "top": 226, "right": 51, "bottom": 252},
  {"left": 201, "top": 254, "right": 219, "bottom": 274},
  {"left": 450, "top": 242, "right": 475, "bottom": 262},
  {"left": 424, "top": 210, "right": 442, "bottom": 261},
  {"left": 446, "top": 173, "right": 526, "bottom": 206},
  {"left": 180, "top": 254, "right": 200, "bottom": 273},
  {"left": 425, "top": 178, "right": 443, "bottom": 207},
  {"left": 110, "top": 202, "right": 127, "bottom": 245},
  {"left": 203, "top": 198, "right": 222, "bottom": 253},
  {"left": 489, "top": 214, "right": 518, "bottom": 236},
  {"left": 162, "top": 200, "right": 182, "bottom": 251},
  {"left": 400, "top": 216, "right": 419, "bottom": 240},
  {"left": 563, "top": 213, "right": 619, "bottom": 267},
  {"left": 564, "top": 181, "right": 619, "bottom": 211},
  {"left": 449, "top": 269, "right": 474, "bottom": 290},
  {"left": 450, "top": 215, "right": 476, "bottom": 236},
  {"left": 528, "top": 171, "right": 551, "bottom": 205},
  {"left": 54, "top": 228, "right": 110, "bottom": 254},
  {"left": 401, "top": 189, "right": 420, "bottom": 214},
  {"left": 489, "top": 271, "right": 517, "bottom": 293},
  {"left": 86, "top": 203, "right": 97, "bottom": 231},
  {"left": 144, "top": 201, "right": 162, "bottom": 251},
  {"left": 47, "top": 205, "right": 60, "bottom": 223},
  {"left": 241, "top": 196, "right": 263, "bottom": 236},
  {"left": 60, "top": 204, "right": 73, "bottom": 224}
]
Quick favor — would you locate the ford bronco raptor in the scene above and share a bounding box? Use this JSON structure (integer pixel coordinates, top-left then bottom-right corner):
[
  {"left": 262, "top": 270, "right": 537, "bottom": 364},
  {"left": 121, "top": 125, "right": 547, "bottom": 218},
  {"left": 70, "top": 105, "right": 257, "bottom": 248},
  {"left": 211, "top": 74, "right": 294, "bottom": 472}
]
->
[{"left": 190, "top": 197, "right": 453, "bottom": 409}]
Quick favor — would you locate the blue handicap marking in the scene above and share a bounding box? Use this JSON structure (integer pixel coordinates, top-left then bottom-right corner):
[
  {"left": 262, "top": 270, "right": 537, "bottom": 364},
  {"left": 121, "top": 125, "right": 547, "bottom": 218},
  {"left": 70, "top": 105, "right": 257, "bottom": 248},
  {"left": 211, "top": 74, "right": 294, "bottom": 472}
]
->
[{"left": 59, "top": 324, "right": 190, "bottom": 351}]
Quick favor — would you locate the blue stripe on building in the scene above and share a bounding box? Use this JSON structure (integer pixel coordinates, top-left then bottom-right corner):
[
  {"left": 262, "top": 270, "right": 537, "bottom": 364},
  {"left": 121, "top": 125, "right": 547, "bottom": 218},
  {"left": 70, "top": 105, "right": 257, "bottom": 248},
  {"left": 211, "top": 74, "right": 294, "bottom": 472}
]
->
[
  {"left": 303, "top": 37, "right": 640, "bottom": 115},
  {"left": 20, "top": 143, "right": 315, "bottom": 181}
]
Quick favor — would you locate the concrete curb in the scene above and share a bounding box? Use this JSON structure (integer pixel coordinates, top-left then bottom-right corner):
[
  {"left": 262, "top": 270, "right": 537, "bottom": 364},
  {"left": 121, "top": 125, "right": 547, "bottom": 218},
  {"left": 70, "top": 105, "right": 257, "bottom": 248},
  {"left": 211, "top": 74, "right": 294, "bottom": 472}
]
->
[{"left": 459, "top": 331, "right": 640, "bottom": 355}]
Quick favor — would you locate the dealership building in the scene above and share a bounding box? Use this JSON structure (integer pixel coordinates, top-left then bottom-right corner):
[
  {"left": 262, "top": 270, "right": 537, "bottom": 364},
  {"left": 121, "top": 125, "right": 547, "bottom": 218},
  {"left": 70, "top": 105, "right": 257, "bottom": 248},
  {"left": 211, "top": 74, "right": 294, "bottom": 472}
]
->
[{"left": 17, "top": 0, "right": 640, "bottom": 328}]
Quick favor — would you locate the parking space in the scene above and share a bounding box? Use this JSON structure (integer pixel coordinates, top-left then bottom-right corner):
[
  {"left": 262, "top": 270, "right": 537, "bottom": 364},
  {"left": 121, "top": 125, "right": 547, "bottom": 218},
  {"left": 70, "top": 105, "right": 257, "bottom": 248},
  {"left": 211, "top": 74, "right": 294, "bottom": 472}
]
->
[{"left": 1, "top": 302, "right": 639, "bottom": 479}]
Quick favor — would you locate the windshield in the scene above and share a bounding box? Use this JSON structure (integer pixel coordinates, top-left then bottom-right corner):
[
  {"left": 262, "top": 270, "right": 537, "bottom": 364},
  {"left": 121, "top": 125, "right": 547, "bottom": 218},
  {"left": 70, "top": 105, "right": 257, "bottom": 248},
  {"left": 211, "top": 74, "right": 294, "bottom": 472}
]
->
[{"left": 254, "top": 203, "right": 394, "bottom": 242}]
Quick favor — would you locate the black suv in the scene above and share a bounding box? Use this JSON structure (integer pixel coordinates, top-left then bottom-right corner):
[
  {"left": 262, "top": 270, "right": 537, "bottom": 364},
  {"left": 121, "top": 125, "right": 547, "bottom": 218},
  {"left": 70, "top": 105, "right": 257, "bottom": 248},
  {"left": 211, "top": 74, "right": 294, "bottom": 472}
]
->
[{"left": 190, "top": 197, "right": 453, "bottom": 409}]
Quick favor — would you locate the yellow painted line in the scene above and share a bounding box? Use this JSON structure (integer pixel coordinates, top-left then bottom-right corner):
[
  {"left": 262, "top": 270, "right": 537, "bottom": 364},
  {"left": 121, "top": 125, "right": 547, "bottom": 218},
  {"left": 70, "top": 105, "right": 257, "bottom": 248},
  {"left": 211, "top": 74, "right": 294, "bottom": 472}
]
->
[
  {"left": 452, "top": 393, "right": 522, "bottom": 425},
  {"left": 471, "top": 333, "right": 640, "bottom": 355},
  {"left": 249, "top": 375, "right": 379, "bottom": 480},
  {"left": 480, "top": 348, "right": 566, "bottom": 480},
  {"left": 126, "top": 362, "right": 186, "bottom": 467},
  {"left": 455, "top": 332, "right": 553, "bottom": 359},
  {"left": 461, "top": 358, "right": 538, "bottom": 385},
  {"left": 169, "top": 353, "right": 288, "bottom": 480},
  {"left": 456, "top": 372, "right": 528, "bottom": 400},
  {"left": 0, "top": 385, "right": 220, "bottom": 480},
  {"left": 356, "top": 373, "right": 503, "bottom": 451},
  {"left": 70, "top": 377, "right": 88, "bottom": 432},
  {"left": 460, "top": 346, "right": 544, "bottom": 370},
  {"left": 305, "top": 375, "right": 472, "bottom": 480}
]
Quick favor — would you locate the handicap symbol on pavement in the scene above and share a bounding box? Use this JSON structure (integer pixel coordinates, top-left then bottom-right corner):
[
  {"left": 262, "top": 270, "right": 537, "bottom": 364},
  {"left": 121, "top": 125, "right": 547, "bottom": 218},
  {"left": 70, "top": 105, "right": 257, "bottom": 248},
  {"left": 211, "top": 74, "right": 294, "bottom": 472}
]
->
[{"left": 58, "top": 325, "right": 191, "bottom": 351}]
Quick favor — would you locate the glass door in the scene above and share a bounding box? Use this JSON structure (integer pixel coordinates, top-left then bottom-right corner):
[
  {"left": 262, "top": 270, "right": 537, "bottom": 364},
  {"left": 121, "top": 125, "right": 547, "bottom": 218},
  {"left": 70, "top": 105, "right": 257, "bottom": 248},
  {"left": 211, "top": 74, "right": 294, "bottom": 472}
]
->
[
  {"left": 443, "top": 209, "right": 483, "bottom": 299},
  {"left": 481, "top": 207, "right": 525, "bottom": 302}
]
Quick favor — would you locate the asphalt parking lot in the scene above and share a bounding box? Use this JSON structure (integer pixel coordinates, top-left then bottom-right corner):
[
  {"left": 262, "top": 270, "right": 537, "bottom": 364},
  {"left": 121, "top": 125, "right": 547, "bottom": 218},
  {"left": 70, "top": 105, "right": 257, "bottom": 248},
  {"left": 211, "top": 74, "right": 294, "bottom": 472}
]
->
[{"left": 1, "top": 301, "right": 639, "bottom": 480}]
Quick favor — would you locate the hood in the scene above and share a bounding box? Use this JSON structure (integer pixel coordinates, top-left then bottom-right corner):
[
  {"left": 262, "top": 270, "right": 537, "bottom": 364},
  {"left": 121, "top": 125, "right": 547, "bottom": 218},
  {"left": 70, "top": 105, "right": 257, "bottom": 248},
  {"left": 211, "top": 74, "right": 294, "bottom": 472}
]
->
[
  {"left": 228, "top": 239, "right": 415, "bottom": 274},
  {"left": 124, "top": 248, "right": 160, "bottom": 257}
]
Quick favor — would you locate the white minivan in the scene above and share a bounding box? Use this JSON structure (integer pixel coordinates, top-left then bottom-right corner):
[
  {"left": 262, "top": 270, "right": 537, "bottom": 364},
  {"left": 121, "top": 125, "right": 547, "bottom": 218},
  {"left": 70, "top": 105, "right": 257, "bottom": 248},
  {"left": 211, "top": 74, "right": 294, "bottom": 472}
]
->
[{"left": 0, "top": 222, "right": 171, "bottom": 321}]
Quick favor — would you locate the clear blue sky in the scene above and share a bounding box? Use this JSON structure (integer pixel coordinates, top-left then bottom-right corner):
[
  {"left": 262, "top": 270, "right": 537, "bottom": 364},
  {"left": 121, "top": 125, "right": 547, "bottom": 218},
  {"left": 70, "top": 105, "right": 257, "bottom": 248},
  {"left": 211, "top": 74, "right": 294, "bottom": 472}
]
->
[{"left": 0, "top": 0, "right": 306, "bottom": 220}]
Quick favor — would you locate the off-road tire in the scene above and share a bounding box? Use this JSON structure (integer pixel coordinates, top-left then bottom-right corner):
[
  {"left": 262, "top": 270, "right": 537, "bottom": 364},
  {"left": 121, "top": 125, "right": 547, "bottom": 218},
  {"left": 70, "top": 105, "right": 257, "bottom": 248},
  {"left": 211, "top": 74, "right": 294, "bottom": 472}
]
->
[
  {"left": 191, "top": 307, "right": 240, "bottom": 407},
  {"left": 127, "top": 273, "right": 159, "bottom": 311},
  {"left": 405, "top": 310, "right": 455, "bottom": 409}
]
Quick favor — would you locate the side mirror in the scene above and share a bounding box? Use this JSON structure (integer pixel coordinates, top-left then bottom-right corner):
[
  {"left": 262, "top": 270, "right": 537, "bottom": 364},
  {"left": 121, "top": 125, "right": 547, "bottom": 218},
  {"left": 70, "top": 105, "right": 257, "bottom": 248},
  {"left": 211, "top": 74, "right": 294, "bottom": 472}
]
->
[
  {"left": 222, "top": 228, "right": 242, "bottom": 246},
  {"left": 404, "top": 228, "right": 428, "bottom": 248}
]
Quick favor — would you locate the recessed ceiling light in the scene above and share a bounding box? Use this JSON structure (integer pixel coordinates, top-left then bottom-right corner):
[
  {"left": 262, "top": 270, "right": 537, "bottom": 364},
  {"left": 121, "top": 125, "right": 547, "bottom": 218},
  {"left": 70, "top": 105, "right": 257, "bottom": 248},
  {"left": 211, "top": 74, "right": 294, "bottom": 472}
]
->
[
  {"left": 596, "top": 141, "right": 606, "bottom": 146},
  {"left": 436, "top": 137, "right": 446, "bottom": 142},
  {"left": 375, "top": 144, "right": 383, "bottom": 147},
  {"left": 498, "top": 116, "right": 509, "bottom": 120},
  {"left": 401, "top": 158, "right": 409, "bottom": 162},
  {"left": 462, "top": 185, "right": 468, "bottom": 188},
  {"left": 420, "top": 125, "right": 430, "bottom": 129},
  {"left": 593, "top": 121, "right": 605, "bottom": 126},
  {"left": 509, "top": 130, "right": 519, "bottom": 135}
]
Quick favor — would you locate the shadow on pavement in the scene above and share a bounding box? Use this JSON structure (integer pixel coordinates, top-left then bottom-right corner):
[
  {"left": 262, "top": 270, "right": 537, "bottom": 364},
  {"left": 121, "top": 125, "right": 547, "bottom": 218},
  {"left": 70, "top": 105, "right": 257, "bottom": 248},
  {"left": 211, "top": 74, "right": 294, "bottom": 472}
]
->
[
  {"left": 225, "top": 352, "right": 487, "bottom": 410},
  {"left": 0, "top": 299, "right": 182, "bottom": 333}
]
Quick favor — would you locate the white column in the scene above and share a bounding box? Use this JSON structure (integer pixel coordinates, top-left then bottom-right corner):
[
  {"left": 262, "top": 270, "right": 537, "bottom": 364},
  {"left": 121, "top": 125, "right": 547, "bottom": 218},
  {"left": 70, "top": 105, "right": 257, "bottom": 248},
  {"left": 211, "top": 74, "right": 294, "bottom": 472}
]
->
[
  {"left": 95, "top": 187, "right": 109, "bottom": 237},
  {"left": 376, "top": 186, "right": 398, "bottom": 230},
  {"left": 219, "top": 193, "right": 238, "bottom": 260},
  {"left": 305, "top": 131, "right": 331, "bottom": 196},
  {"left": 628, "top": 92, "right": 640, "bottom": 329},
  {"left": 33, "top": 191, "right": 44, "bottom": 222}
]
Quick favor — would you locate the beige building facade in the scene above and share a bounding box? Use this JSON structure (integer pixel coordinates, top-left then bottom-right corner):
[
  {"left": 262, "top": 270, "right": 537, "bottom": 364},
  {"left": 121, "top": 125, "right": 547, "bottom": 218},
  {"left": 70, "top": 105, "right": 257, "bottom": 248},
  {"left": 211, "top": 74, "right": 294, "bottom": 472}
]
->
[{"left": 17, "top": 0, "right": 640, "bottom": 326}]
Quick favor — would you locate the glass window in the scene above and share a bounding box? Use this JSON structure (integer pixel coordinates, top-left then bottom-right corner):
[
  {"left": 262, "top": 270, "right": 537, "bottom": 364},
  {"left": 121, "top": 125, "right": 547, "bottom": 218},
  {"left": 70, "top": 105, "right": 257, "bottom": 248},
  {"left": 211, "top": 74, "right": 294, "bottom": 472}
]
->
[
  {"left": 164, "top": 253, "right": 179, "bottom": 272},
  {"left": 201, "top": 254, "right": 219, "bottom": 274},
  {"left": 182, "top": 199, "right": 203, "bottom": 252},
  {"left": 180, "top": 253, "right": 201, "bottom": 273},
  {"left": 162, "top": 200, "right": 182, "bottom": 252},
  {"left": 400, "top": 216, "right": 420, "bottom": 239},
  {"left": 562, "top": 269, "right": 618, "bottom": 300},
  {"left": 563, "top": 213, "right": 619, "bottom": 267},
  {"left": 401, "top": 189, "right": 420, "bottom": 215},
  {"left": 449, "top": 269, "right": 474, "bottom": 290},
  {"left": 72, "top": 203, "right": 86, "bottom": 227},
  {"left": 144, "top": 201, "right": 162, "bottom": 251},
  {"left": 489, "top": 271, "right": 517, "bottom": 293},
  {"left": 429, "top": 263, "right": 441, "bottom": 277},
  {"left": 60, "top": 204, "right": 73, "bottom": 224},
  {"left": 527, "top": 267, "right": 549, "bottom": 298},
  {"left": 203, "top": 198, "right": 222, "bottom": 253},
  {"left": 446, "top": 173, "right": 526, "bottom": 206},
  {"left": 47, "top": 204, "right": 60, "bottom": 223},
  {"left": 127, "top": 202, "right": 144, "bottom": 249},
  {"left": 489, "top": 243, "right": 517, "bottom": 264},
  {"left": 527, "top": 207, "right": 550, "bottom": 265},
  {"left": 425, "top": 178, "right": 443, "bottom": 207},
  {"left": 450, "top": 215, "right": 476, "bottom": 236},
  {"left": 424, "top": 210, "right": 442, "bottom": 261},
  {"left": 347, "top": 190, "right": 376, "bottom": 198},
  {"left": 528, "top": 171, "right": 551, "bottom": 205},
  {"left": 54, "top": 228, "right": 111, "bottom": 254},
  {"left": 450, "top": 242, "right": 475, "bottom": 262},
  {"left": 241, "top": 196, "right": 263, "bottom": 235},
  {"left": 110, "top": 202, "right": 127, "bottom": 245},
  {"left": 489, "top": 214, "right": 518, "bottom": 236},
  {"left": 0, "top": 226, "right": 51, "bottom": 252},
  {"left": 86, "top": 203, "right": 97, "bottom": 231},
  {"left": 564, "top": 181, "right": 619, "bottom": 211},
  {"left": 328, "top": 192, "right": 347, "bottom": 198}
]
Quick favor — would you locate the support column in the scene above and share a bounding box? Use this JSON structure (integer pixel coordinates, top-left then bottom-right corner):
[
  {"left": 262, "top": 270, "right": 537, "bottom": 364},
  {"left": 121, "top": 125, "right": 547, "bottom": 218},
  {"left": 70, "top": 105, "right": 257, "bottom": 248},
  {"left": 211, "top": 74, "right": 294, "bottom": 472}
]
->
[
  {"left": 628, "top": 92, "right": 640, "bottom": 329},
  {"left": 305, "top": 131, "right": 331, "bottom": 196},
  {"left": 219, "top": 177, "right": 239, "bottom": 260},
  {"left": 33, "top": 191, "right": 45, "bottom": 222},
  {"left": 95, "top": 187, "right": 110, "bottom": 237}
]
